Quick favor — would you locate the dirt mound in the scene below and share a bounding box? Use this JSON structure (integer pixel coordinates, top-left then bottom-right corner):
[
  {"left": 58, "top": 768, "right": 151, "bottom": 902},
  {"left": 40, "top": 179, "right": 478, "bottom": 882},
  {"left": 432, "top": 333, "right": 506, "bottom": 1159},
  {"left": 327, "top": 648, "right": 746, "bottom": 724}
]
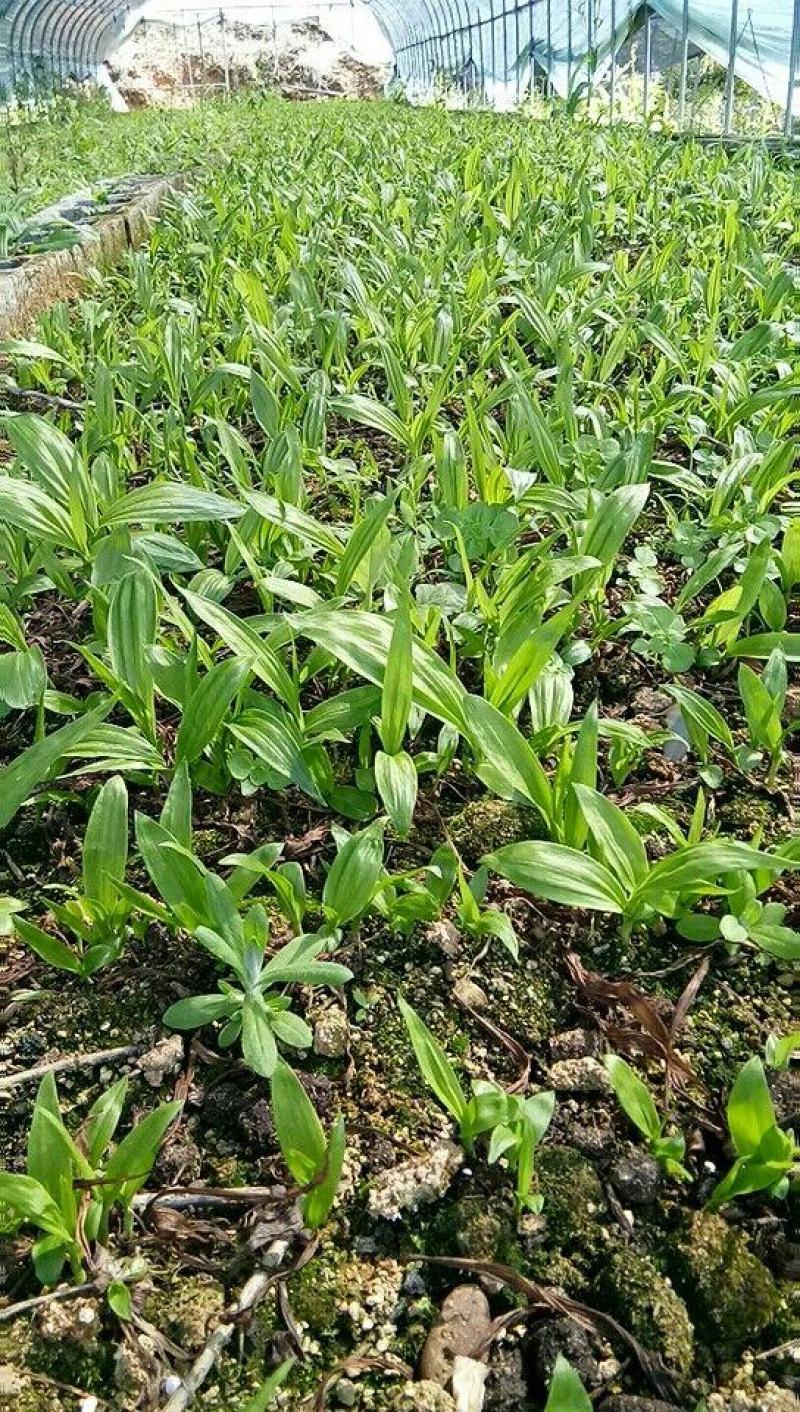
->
[{"left": 106, "top": 17, "right": 387, "bottom": 108}]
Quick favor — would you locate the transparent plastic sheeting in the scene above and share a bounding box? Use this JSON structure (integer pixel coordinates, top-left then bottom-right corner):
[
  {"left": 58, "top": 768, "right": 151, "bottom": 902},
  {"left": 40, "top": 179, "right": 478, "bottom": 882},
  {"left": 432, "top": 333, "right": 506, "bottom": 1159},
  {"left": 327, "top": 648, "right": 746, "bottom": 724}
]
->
[
  {"left": 0, "top": 0, "right": 797, "bottom": 117},
  {"left": 382, "top": 0, "right": 799, "bottom": 114}
]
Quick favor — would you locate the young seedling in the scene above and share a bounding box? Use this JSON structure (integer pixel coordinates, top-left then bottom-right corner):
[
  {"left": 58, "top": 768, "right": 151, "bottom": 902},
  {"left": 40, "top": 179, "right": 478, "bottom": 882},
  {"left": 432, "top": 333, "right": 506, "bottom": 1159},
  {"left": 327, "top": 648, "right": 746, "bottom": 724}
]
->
[
  {"left": 484, "top": 784, "right": 793, "bottom": 938},
  {"left": 271, "top": 1060, "right": 345, "bottom": 1229},
  {"left": 604, "top": 1054, "right": 690, "bottom": 1180},
  {"left": 708, "top": 1056, "right": 798, "bottom": 1210},
  {"left": 0, "top": 1073, "right": 180, "bottom": 1283},
  {"left": 399, "top": 997, "right": 554, "bottom": 1216},
  {"left": 14, "top": 775, "right": 134, "bottom": 977}
]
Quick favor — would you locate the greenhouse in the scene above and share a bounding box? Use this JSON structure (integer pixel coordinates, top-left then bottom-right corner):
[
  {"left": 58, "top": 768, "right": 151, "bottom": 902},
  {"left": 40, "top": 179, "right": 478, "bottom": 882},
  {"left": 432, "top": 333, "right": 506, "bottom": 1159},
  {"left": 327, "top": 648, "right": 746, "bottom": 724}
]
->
[{"left": 0, "top": 1, "right": 799, "bottom": 1409}]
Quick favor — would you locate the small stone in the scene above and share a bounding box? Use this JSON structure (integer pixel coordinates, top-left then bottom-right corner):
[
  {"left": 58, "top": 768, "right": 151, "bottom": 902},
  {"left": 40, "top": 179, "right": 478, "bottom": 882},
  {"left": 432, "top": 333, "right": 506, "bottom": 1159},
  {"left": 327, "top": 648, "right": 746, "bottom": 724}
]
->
[
  {"left": 38, "top": 1296, "right": 99, "bottom": 1345},
  {"left": 604, "top": 1399, "right": 686, "bottom": 1412},
  {"left": 427, "top": 920, "right": 462, "bottom": 958},
  {"left": 526, "top": 1318, "right": 600, "bottom": 1391},
  {"left": 335, "top": 1377, "right": 358, "bottom": 1406},
  {"left": 313, "top": 1006, "right": 350, "bottom": 1058},
  {"left": 453, "top": 977, "right": 489, "bottom": 1011},
  {"left": 769, "top": 1069, "right": 800, "bottom": 1129},
  {"left": 609, "top": 1147, "right": 662, "bottom": 1204},
  {"left": 137, "top": 1033, "right": 183, "bottom": 1087},
  {"left": 0, "top": 1366, "right": 25, "bottom": 1396},
  {"left": 550, "top": 1028, "right": 600, "bottom": 1061},
  {"left": 547, "top": 1057, "right": 612, "bottom": 1093},
  {"left": 79, "top": 1399, "right": 99, "bottom": 1412},
  {"left": 485, "top": 1345, "right": 527, "bottom": 1411},
  {"left": 368, "top": 1140, "right": 462, "bottom": 1221},
  {"left": 420, "top": 1285, "right": 492, "bottom": 1387},
  {"left": 163, "top": 1375, "right": 182, "bottom": 1395},
  {"left": 384, "top": 1382, "right": 455, "bottom": 1411}
]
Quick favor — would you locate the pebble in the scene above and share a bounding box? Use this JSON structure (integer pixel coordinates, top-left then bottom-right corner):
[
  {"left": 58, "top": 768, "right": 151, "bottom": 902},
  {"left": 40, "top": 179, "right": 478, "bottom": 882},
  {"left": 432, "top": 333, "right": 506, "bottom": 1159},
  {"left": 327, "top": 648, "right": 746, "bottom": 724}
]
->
[
  {"left": 547, "top": 1057, "right": 612, "bottom": 1093},
  {"left": 163, "top": 1375, "right": 182, "bottom": 1395},
  {"left": 427, "top": 920, "right": 462, "bottom": 958},
  {"left": 453, "top": 977, "right": 489, "bottom": 1011},
  {"left": 609, "top": 1148, "right": 661, "bottom": 1204},
  {"left": 335, "top": 1377, "right": 358, "bottom": 1406},
  {"left": 368, "top": 1139, "right": 462, "bottom": 1221},
  {"left": 420, "top": 1285, "right": 492, "bottom": 1388},
  {"left": 137, "top": 1033, "right": 184, "bottom": 1087},
  {"left": 314, "top": 1006, "right": 350, "bottom": 1058}
]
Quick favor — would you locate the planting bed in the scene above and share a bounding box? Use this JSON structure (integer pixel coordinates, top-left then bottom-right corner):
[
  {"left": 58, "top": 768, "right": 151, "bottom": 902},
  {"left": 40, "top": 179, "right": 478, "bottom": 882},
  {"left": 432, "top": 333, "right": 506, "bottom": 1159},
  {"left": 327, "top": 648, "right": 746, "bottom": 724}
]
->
[{"left": 0, "top": 96, "right": 798, "bottom": 1412}]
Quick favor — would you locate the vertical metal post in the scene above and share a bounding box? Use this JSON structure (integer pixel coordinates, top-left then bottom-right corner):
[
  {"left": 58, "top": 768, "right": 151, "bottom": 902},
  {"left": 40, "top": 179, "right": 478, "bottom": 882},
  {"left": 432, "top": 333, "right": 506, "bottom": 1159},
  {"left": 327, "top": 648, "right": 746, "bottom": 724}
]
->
[
  {"left": 677, "top": 0, "right": 689, "bottom": 129},
  {"left": 515, "top": 0, "right": 521, "bottom": 102},
  {"left": 723, "top": 0, "right": 739, "bottom": 134},
  {"left": 586, "top": 0, "right": 593, "bottom": 103},
  {"left": 476, "top": 11, "right": 486, "bottom": 100},
  {"left": 489, "top": 0, "right": 497, "bottom": 90},
  {"left": 219, "top": 11, "right": 230, "bottom": 93},
  {"left": 546, "top": 0, "right": 552, "bottom": 94},
  {"left": 566, "top": 0, "right": 572, "bottom": 94},
  {"left": 609, "top": 0, "right": 617, "bottom": 120},
  {"left": 643, "top": 6, "right": 652, "bottom": 119},
  {"left": 502, "top": 0, "right": 509, "bottom": 93},
  {"left": 528, "top": 0, "right": 534, "bottom": 99},
  {"left": 784, "top": 0, "right": 800, "bottom": 137}
]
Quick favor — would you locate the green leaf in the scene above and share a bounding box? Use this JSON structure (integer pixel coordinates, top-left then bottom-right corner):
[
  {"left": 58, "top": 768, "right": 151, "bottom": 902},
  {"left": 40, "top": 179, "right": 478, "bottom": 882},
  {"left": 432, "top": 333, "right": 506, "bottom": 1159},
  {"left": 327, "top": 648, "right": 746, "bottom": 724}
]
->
[
  {"left": 271, "top": 1059, "right": 326, "bottom": 1184},
  {"left": 336, "top": 492, "right": 395, "bottom": 596},
  {"left": 0, "top": 478, "right": 77, "bottom": 548},
  {"left": 380, "top": 604, "right": 413, "bottom": 755},
  {"left": 107, "top": 1280, "right": 133, "bottom": 1320},
  {"left": 323, "top": 820, "right": 385, "bottom": 926},
  {"left": 484, "top": 841, "right": 625, "bottom": 913},
  {"left": 246, "top": 490, "right": 343, "bottom": 557},
  {"left": 304, "top": 1115, "right": 345, "bottom": 1229},
  {"left": 544, "top": 1356, "right": 592, "bottom": 1412},
  {"left": 13, "top": 916, "right": 81, "bottom": 973},
  {"left": 374, "top": 750, "right": 417, "bottom": 836},
  {"left": 727, "top": 634, "right": 800, "bottom": 661},
  {"left": 176, "top": 657, "right": 249, "bottom": 764},
  {"left": 107, "top": 568, "right": 157, "bottom": 729},
  {"left": 604, "top": 1054, "right": 661, "bottom": 1143},
  {"left": 726, "top": 1057, "right": 777, "bottom": 1157},
  {"left": 666, "top": 685, "right": 735, "bottom": 754},
  {"left": 241, "top": 1362, "right": 295, "bottom": 1411},
  {"left": 181, "top": 588, "right": 299, "bottom": 713},
  {"left": 0, "top": 1173, "right": 69, "bottom": 1239},
  {"left": 241, "top": 995, "right": 279, "bottom": 1077},
  {"left": 135, "top": 813, "right": 209, "bottom": 929},
  {"left": 397, "top": 995, "right": 468, "bottom": 1125},
  {"left": 0, "top": 705, "right": 106, "bottom": 831},
  {"left": 291, "top": 607, "right": 466, "bottom": 730},
  {"left": 82, "top": 775, "right": 128, "bottom": 910},
  {"left": 106, "top": 484, "right": 244, "bottom": 527},
  {"left": 636, "top": 842, "right": 782, "bottom": 907},
  {"left": 463, "top": 695, "right": 552, "bottom": 819},
  {"left": 164, "top": 993, "right": 238, "bottom": 1029},
  {"left": 489, "top": 606, "right": 573, "bottom": 717},
  {"left": 573, "top": 784, "right": 648, "bottom": 893},
  {"left": 102, "top": 1099, "right": 183, "bottom": 1201},
  {"left": 83, "top": 1077, "right": 128, "bottom": 1168}
]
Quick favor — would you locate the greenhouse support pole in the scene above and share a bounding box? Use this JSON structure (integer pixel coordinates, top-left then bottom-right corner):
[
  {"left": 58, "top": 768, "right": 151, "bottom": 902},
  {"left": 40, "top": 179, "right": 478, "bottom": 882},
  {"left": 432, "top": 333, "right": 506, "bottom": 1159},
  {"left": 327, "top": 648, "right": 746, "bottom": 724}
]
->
[
  {"left": 502, "top": 0, "right": 509, "bottom": 91},
  {"left": 677, "top": 0, "right": 689, "bottom": 129},
  {"left": 220, "top": 10, "right": 230, "bottom": 92},
  {"left": 545, "top": 0, "right": 552, "bottom": 94},
  {"left": 784, "top": 0, "right": 800, "bottom": 137},
  {"left": 528, "top": 0, "right": 534, "bottom": 98},
  {"left": 723, "top": 0, "right": 739, "bottom": 134},
  {"left": 566, "top": 0, "right": 572, "bottom": 94},
  {"left": 490, "top": 0, "right": 497, "bottom": 91},
  {"left": 643, "top": 5, "right": 651, "bottom": 119},
  {"left": 609, "top": 0, "right": 616, "bottom": 120},
  {"left": 586, "top": 0, "right": 593, "bottom": 102},
  {"left": 515, "top": 0, "right": 521, "bottom": 102}
]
